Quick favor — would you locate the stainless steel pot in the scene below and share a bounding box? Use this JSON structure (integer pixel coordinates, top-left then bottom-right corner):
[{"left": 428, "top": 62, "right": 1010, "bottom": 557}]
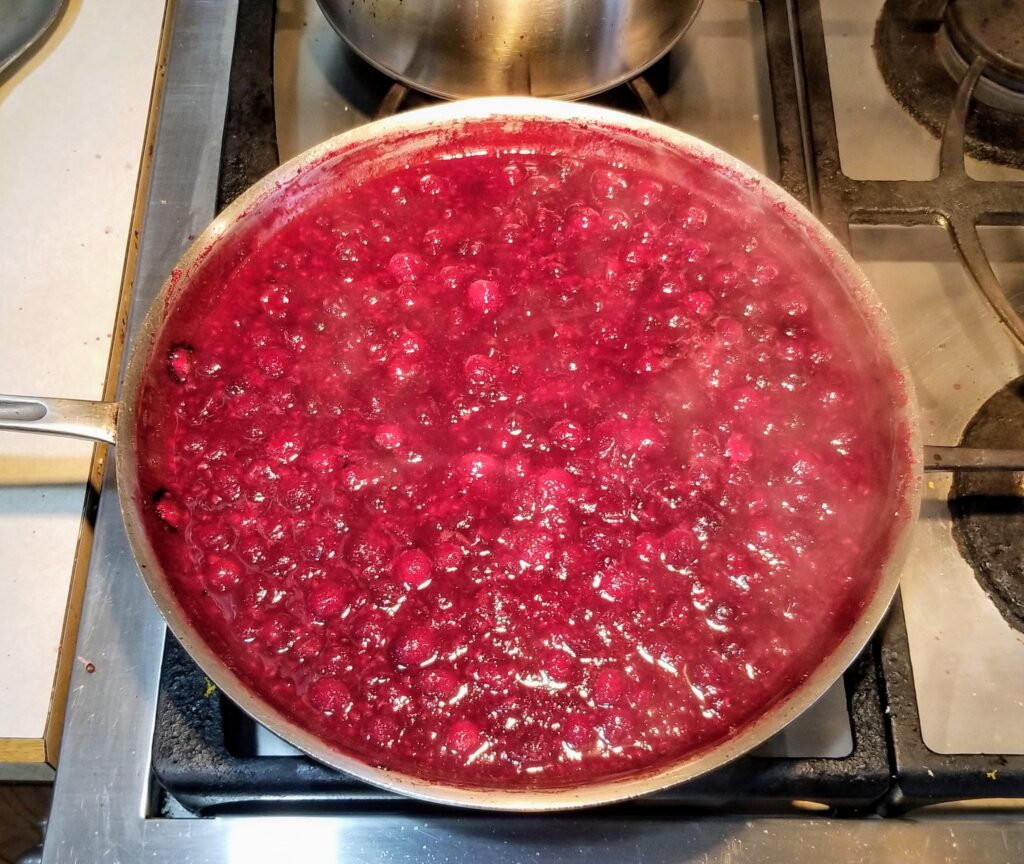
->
[
  {"left": 1, "top": 98, "right": 1012, "bottom": 810},
  {"left": 314, "top": 0, "right": 704, "bottom": 99}
]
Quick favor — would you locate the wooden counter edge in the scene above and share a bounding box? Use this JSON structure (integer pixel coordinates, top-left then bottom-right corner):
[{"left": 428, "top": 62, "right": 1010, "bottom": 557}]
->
[{"left": 0, "top": 0, "right": 176, "bottom": 774}]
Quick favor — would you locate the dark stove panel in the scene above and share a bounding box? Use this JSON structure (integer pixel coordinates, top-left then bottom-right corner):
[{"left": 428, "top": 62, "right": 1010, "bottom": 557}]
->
[{"left": 152, "top": 633, "right": 891, "bottom": 816}]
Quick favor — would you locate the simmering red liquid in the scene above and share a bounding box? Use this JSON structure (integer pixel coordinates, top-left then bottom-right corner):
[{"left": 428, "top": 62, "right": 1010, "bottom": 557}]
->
[{"left": 136, "top": 120, "right": 910, "bottom": 788}]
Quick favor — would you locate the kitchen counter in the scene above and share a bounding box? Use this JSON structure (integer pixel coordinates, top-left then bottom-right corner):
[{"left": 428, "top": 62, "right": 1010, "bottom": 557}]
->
[{"left": 0, "top": 0, "right": 167, "bottom": 777}]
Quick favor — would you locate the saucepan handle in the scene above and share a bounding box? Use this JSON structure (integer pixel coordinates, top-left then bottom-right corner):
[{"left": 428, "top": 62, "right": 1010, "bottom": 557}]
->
[{"left": 0, "top": 395, "right": 118, "bottom": 445}]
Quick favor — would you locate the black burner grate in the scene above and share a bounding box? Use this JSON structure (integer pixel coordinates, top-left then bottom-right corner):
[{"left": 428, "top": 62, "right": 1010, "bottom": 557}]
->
[
  {"left": 876, "top": 0, "right": 1024, "bottom": 170},
  {"left": 949, "top": 378, "right": 1024, "bottom": 633},
  {"left": 153, "top": 633, "right": 891, "bottom": 815},
  {"left": 788, "top": 0, "right": 1024, "bottom": 811}
]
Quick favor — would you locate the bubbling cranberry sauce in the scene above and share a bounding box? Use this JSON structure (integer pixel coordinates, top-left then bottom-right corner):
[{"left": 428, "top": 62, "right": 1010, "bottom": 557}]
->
[{"left": 136, "top": 121, "right": 910, "bottom": 789}]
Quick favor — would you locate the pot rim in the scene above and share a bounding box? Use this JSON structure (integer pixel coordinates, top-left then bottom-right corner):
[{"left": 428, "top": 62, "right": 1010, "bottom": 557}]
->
[{"left": 114, "top": 97, "right": 923, "bottom": 811}]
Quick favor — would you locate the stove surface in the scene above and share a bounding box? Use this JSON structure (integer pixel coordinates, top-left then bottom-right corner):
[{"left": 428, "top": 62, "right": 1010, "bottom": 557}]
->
[
  {"left": 828, "top": 0, "right": 1023, "bottom": 181},
  {"left": 815, "top": 0, "right": 1024, "bottom": 754},
  {"left": 855, "top": 223, "right": 1024, "bottom": 754},
  {"left": 40, "top": 0, "right": 1024, "bottom": 860},
  {"left": 274, "top": 0, "right": 779, "bottom": 174}
]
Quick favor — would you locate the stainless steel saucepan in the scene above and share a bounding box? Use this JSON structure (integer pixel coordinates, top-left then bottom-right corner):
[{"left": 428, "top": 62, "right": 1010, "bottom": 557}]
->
[
  {"left": 314, "top": 0, "right": 704, "bottom": 100},
  {"left": 1, "top": 99, "right": 1021, "bottom": 810}
]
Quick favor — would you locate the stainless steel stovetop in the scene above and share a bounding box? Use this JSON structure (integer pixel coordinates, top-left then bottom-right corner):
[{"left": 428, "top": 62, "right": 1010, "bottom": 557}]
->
[{"left": 40, "top": 0, "right": 1024, "bottom": 860}]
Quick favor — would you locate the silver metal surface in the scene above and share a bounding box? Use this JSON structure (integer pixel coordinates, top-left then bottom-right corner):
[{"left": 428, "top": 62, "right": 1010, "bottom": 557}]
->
[
  {"left": 0, "top": 395, "right": 117, "bottom": 443},
  {"left": 313, "top": 0, "right": 703, "bottom": 99},
  {"left": 42, "top": 0, "right": 238, "bottom": 857},
  {"left": 938, "top": 14, "right": 1024, "bottom": 116},
  {"left": 925, "top": 445, "right": 1024, "bottom": 472},
  {"left": 43, "top": 810, "right": 1024, "bottom": 863},
  {"left": 0, "top": 0, "right": 67, "bottom": 75}
]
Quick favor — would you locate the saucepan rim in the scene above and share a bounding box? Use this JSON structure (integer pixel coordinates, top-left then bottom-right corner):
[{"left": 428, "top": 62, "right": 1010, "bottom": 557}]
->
[{"left": 113, "top": 97, "right": 922, "bottom": 811}]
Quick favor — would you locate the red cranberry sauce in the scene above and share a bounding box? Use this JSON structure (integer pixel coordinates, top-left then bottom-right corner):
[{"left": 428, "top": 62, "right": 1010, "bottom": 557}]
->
[{"left": 136, "top": 123, "right": 909, "bottom": 788}]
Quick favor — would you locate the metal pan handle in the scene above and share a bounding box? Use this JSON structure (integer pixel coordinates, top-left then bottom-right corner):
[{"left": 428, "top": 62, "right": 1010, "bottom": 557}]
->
[
  {"left": 924, "top": 445, "right": 1024, "bottom": 472},
  {"left": 0, "top": 395, "right": 118, "bottom": 444}
]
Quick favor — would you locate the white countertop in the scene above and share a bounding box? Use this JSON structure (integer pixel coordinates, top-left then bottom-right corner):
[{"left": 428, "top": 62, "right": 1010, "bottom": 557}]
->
[{"left": 0, "top": 0, "right": 167, "bottom": 761}]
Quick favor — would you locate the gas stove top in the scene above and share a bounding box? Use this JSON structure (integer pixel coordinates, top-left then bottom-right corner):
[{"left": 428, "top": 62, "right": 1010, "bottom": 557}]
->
[{"left": 41, "top": 0, "right": 1024, "bottom": 860}]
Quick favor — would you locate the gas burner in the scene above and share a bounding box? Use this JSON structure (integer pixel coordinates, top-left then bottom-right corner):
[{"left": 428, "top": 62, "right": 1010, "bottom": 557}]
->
[
  {"left": 370, "top": 52, "right": 674, "bottom": 122},
  {"left": 875, "top": 0, "right": 1024, "bottom": 168},
  {"left": 940, "top": 0, "right": 1024, "bottom": 113},
  {"left": 950, "top": 377, "right": 1024, "bottom": 634}
]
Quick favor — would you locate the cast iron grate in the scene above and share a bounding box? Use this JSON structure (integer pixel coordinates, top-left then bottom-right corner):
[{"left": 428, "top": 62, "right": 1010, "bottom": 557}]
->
[
  {"left": 875, "top": 0, "right": 1024, "bottom": 171},
  {"left": 153, "top": 632, "right": 892, "bottom": 815},
  {"left": 950, "top": 377, "right": 1024, "bottom": 635},
  {"left": 786, "top": 0, "right": 1024, "bottom": 810}
]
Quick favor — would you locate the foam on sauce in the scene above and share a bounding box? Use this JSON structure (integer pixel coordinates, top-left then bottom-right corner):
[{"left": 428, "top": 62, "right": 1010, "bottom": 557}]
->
[{"left": 136, "top": 120, "right": 910, "bottom": 788}]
